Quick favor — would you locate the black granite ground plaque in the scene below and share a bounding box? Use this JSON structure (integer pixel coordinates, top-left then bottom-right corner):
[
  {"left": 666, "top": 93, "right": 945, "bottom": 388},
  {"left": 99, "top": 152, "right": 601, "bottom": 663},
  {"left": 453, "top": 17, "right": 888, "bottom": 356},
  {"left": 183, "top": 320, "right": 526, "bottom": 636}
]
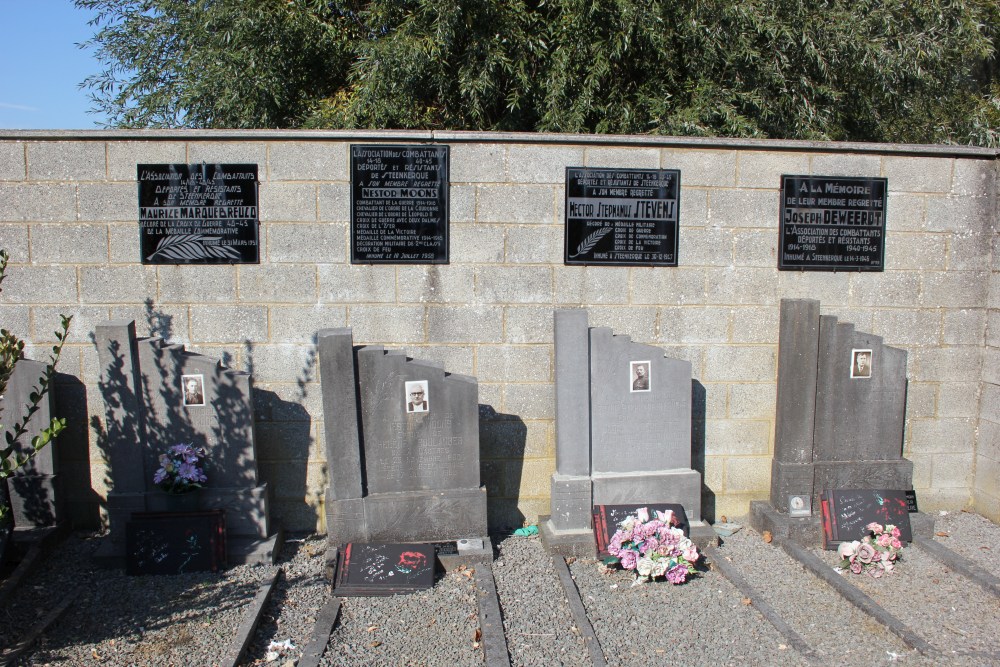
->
[
  {"left": 593, "top": 503, "right": 689, "bottom": 557},
  {"left": 821, "top": 489, "right": 911, "bottom": 549},
  {"left": 126, "top": 510, "right": 226, "bottom": 575},
  {"left": 138, "top": 164, "right": 259, "bottom": 264},
  {"left": 334, "top": 542, "right": 435, "bottom": 596},
  {"left": 565, "top": 167, "right": 680, "bottom": 266},
  {"left": 779, "top": 175, "right": 887, "bottom": 271},
  {"left": 351, "top": 144, "right": 449, "bottom": 264}
]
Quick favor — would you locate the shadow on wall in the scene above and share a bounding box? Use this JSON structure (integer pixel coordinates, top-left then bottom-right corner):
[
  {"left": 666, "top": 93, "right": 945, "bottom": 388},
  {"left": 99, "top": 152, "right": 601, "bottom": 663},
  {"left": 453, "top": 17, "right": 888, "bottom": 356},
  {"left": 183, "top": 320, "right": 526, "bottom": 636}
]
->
[
  {"left": 691, "top": 379, "right": 715, "bottom": 524},
  {"left": 478, "top": 404, "right": 528, "bottom": 533},
  {"left": 47, "top": 372, "right": 99, "bottom": 528}
]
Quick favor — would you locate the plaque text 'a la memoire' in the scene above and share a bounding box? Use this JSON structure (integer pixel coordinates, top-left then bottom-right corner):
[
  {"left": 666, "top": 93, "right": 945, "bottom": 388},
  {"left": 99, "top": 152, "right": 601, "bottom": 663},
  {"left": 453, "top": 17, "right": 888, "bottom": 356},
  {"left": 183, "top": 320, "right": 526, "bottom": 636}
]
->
[
  {"left": 779, "top": 175, "right": 887, "bottom": 271},
  {"left": 138, "top": 164, "right": 259, "bottom": 264},
  {"left": 351, "top": 145, "right": 449, "bottom": 264},
  {"left": 565, "top": 167, "right": 680, "bottom": 266}
]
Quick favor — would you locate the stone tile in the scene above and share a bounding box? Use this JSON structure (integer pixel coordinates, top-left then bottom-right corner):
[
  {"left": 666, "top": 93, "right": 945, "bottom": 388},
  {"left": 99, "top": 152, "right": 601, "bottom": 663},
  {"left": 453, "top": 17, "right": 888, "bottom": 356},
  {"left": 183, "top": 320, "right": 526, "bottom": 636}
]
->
[
  {"left": 724, "top": 456, "right": 771, "bottom": 492},
  {"left": 732, "top": 229, "right": 778, "bottom": 268},
  {"left": 663, "top": 149, "right": 738, "bottom": 187},
  {"left": 630, "top": 266, "right": 705, "bottom": 305},
  {"left": 885, "top": 193, "right": 927, "bottom": 232},
  {"left": 0, "top": 142, "right": 26, "bottom": 180},
  {"left": 80, "top": 266, "right": 156, "bottom": 304},
  {"left": 477, "top": 345, "right": 551, "bottom": 383},
  {"left": 502, "top": 382, "right": 554, "bottom": 420},
  {"left": 349, "top": 304, "right": 426, "bottom": 344},
  {"left": 476, "top": 266, "right": 552, "bottom": 304},
  {"left": 705, "top": 267, "right": 778, "bottom": 305},
  {"left": 268, "top": 142, "right": 348, "bottom": 181},
  {"left": 27, "top": 141, "right": 106, "bottom": 181},
  {"left": 506, "top": 145, "right": 584, "bottom": 184},
  {"left": 554, "top": 266, "right": 629, "bottom": 304},
  {"left": 681, "top": 227, "right": 734, "bottom": 266},
  {"left": 736, "top": 152, "right": 809, "bottom": 189},
  {"left": 157, "top": 265, "right": 238, "bottom": 303},
  {"left": 427, "top": 304, "right": 502, "bottom": 343},
  {"left": 108, "top": 142, "right": 188, "bottom": 181},
  {"left": 704, "top": 345, "right": 776, "bottom": 382},
  {"left": 921, "top": 271, "right": 989, "bottom": 309},
  {"left": 267, "top": 222, "right": 347, "bottom": 263},
  {"left": 657, "top": 306, "right": 730, "bottom": 344},
  {"left": 30, "top": 224, "right": 109, "bottom": 264},
  {"left": 78, "top": 183, "right": 136, "bottom": 222},
  {"left": 397, "top": 265, "right": 475, "bottom": 303},
  {"left": 451, "top": 143, "right": 506, "bottom": 183},
  {"left": 679, "top": 189, "right": 709, "bottom": 227},
  {"left": 709, "top": 189, "right": 780, "bottom": 228},
  {"left": 268, "top": 305, "right": 346, "bottom": 343},
  {"left": 937, "top": 382, "right": 981, "bottom": 418},
  {"left": 926, "top": 194, "right": 992, "bottom": 233},
  {"left": 588, "top": 306, "right": 658, "bottom": 343},
  {"left": 883, "top": 156, "right": 953, "bottom": 193},
  {"left": 705, "top": 420, "right": 771, "bottom": 455},
  {"left": 943, "top": 308, "right": 986, "bottom": 345},
  {"left": 0, "top": 184, "right": 77, "bottom": 222},
  {"left": 884, "top": 233, "right": 946, "bottom": 271},
  {"left": 504, "top": 305, "right": 554, "bottom": 344},
  {"left": 317, "top": 183, "right": 350, "bottom": 222},
  {"left": 0, "top": 224, "right": 30, "bottom": 260},
  {"left": 730, "top": 306, "right": 779, "bottom": 343},
  {"left": 190, "top": 305, "right": 268, "bottom": 343},
  {"left": 913, "top": 347, "right": 982, "bottom": 382},
  {"left": 476, "top": 185, "right": 556, "bottom": 224},
  {"left": 951, "top": 159, "right": 995, "bottom": 196},
  {"left": 238, "top": 265, "right": 316, "bottom": 303},
  {"left": 728, "top": 383, "right": 777, "bottom": 419},
  {"left": 506, "top": 225, "right": 562, "bottom": 264},
  {"left": 186, "top": 142, "right": 268, "bottom": 168},
  {"left": 451, "top": 223, "right": 505, "bottom": 263},
  {"left": 849, "top": 272, "right": 920, "bottom": 307},
  {"left": 908, "top": 417, "right": 976, "bottom": 454},
  {"left": 810, "top": 153, "right": 882, "bottom": 177},
  {"left": 584, "top": 147, "right": 660, "bottom": 169},
  {"left": 259, "top": 182, "right": 317, "bottom": 222},
  {"left": 870, "top": 309, "right": 940, "bottom": 346}
]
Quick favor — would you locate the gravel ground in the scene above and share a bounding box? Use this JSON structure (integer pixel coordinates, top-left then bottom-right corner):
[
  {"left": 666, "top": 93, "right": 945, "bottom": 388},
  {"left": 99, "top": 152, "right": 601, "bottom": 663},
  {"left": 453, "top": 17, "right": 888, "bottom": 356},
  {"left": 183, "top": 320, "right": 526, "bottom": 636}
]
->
[{"left": 3, "top": 513, "right": 1000, "bottom": 667}]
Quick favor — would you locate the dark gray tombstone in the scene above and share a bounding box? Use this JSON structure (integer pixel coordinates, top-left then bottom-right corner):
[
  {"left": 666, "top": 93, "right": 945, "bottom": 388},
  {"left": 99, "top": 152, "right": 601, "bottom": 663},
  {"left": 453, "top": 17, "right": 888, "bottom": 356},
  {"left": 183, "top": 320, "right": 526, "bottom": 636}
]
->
[
  {"left": 319, "top": 329, "right": 488, "bottom": 551},
  {"left": 541, "top": 309, "right": 711, "bottom": 555},
  {"left": 95, "top": 320, "right": 279, "bottom": 565},
  {"left": 752, "top": 299, "right": 930, "bottom": 545},
  {"left": 1, "top": 358, "right": 61, "bottom": 530}
]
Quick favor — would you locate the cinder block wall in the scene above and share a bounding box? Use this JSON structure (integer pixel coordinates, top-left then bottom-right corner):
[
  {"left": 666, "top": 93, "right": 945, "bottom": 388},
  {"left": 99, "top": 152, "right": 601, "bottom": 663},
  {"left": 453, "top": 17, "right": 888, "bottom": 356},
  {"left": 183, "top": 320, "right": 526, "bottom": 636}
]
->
[{"left": 0, "top": 130, "right": 996, "bottom": 532}]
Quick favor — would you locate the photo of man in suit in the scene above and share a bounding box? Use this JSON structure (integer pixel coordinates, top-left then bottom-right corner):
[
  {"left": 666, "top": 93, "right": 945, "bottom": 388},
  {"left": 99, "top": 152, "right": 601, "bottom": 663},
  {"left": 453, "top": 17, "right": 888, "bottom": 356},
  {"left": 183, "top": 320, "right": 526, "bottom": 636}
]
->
[
  {"left": 182, "top": 374, "right": 206, "bottom": 406},
  {"left": 630, "top": 361, "right": 651, "bottom": 392},
  {"left": 851, "top": 349, "right": 873, "bottom": 379},
  {"left": 405, "top": 380, "right": 429, "bottom": 413}
]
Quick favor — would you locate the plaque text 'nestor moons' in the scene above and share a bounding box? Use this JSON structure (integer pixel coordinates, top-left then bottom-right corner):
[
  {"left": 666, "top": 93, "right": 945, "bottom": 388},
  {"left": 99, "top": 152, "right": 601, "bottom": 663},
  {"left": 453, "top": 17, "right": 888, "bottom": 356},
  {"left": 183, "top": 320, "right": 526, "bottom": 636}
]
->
[
  {"left": 138, "top": 164, "right": 260, "bottom": 265},
  {"left": 779, "top": 175, "right": 888, "bottom": 271},
  {"left": 351, "top": 144, "right": 449, "bottom": 264},
  {"left": 565, "top": 167, "right": 680, "bottom": 266}
]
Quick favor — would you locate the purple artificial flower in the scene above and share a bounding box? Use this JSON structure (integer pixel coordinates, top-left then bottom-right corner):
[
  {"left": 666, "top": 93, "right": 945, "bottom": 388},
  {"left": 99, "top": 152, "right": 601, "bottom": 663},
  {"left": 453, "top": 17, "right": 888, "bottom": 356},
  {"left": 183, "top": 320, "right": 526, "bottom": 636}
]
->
[
  {"left": 665, "top": 564, "right": 688, "bottom": 584},
  {"left": 619, "top": 550, "right": 639, "bottom": 571}
]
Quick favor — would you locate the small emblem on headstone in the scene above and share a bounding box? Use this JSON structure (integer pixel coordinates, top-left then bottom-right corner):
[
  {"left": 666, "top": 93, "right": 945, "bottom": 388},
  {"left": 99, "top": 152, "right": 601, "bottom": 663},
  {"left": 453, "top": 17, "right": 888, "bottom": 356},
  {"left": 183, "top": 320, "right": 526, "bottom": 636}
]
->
[{"left": 787, "top": 494, "right": 811, "bottom": 517}]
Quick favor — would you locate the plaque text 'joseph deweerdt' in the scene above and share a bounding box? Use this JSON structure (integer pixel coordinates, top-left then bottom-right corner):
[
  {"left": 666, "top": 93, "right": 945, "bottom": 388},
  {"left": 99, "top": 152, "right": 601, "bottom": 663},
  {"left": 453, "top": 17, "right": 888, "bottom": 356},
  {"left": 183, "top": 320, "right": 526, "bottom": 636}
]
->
[
  {"left": 138, "top": 164, "right": 259, "bottom": 264},
  {"left": 565, "top": 168, "right": 680, "bottom": 266},
  {"left": 351, "top": 145, "right": 449, "bottom": 264}
]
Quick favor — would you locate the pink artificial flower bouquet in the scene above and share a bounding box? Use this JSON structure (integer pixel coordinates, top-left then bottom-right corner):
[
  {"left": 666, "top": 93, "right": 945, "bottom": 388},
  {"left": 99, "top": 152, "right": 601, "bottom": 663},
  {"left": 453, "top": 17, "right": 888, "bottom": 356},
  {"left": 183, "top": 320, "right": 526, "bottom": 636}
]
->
[
  {"left": 605, "top": 507, "right": 700, "bottom": 584},
  {"left": 837, "top": 521, "right": 903, "bottom": 577}
]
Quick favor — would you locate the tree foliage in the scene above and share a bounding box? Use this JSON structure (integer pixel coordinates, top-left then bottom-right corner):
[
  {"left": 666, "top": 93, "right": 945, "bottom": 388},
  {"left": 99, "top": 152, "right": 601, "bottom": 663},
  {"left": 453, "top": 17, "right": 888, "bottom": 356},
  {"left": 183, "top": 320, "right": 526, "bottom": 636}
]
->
[{"left": 78, "top": 0, "right": 1000, "bottom": 145}]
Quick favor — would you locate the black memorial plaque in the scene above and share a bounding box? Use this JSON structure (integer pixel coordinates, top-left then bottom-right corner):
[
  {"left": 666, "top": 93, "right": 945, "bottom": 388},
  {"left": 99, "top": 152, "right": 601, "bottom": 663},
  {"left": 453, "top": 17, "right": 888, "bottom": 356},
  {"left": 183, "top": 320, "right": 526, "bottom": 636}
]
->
[
  {"left": 334, "top": 542, "right": 435, "bottom": 596},
  {"left": 820, "top": 489, "right": 911, "bottom": 549},
  {"left": 565, "top": 167, "right": 680, "bottom": 266},
  {"left": 351, "top": 144, "right": 449, "bottom": 264},
  {"left": 138, "top": 164, "right": 259, "bottom": 264},
  {"left": 779, "top": 175, "right": 887, "bottom": 271},
  {"left": 126, "top": 510, "right": 226, "bottom": 575}
]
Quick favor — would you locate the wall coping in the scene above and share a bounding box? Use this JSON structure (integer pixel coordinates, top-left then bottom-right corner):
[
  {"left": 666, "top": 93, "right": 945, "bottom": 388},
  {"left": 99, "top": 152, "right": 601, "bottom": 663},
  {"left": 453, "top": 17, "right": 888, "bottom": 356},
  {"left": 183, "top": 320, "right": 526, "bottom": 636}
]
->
[{"left": 1, "top": 129, "right": 997, "bottom": 160}]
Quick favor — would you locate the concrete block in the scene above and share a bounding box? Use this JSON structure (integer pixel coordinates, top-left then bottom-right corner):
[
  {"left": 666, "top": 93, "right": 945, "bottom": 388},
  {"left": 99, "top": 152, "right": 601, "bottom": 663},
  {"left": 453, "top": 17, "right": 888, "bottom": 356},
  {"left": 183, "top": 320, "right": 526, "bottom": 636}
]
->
[
  {"left": 0, "top": 224, "right": 30, "bottom": 260},
  {"left": 31, "top": 305, "right": 107, "bottom": 344},
  {"left": 588, "top": 306, "right": 658, "bottom": 342},
  {"left": 27, "top": 141, "right": 106, "bottom": 181},
  {"left": 506, "top": 145, "right": 584, "bottom": 184},
  {"left": 913, "top": 347, "right": 981, "bottom": 382},
  {"left": 926, "top": 194, "right": 992, "bottom": 233},
  {"left": 937, "top": 382, "right": 980, "bottom": 418},
  {"left": 405, "top": 345, "right": 474, "bottom": 375},
  {"left": 554, "top": 266, "right": 628, "bottom": 304},
  {"left": 29, "top": 224, "right": 106, "bottom": 264},
  {"left": 0, "top": 305, "right": 30, "bottom": 339},
  {"left": 267, "top": 142, "right": 347, "bottom": 181},
  {"left": 992, "top": 274, "right": 1000, "bottom": 309},
  {"left": 449, "top": 184, "right": 477, "bottom": 222},
  {"left": 190, "top": 305, "right": 268, "bottom": 343},
  {"left": 908, "top": 417, "right": 976, "bottom": 454},
  {"left": 476, "top": 266, "right": 552, "bottom": 303},
  {"left": 951, "top": 159, "right": 996, "bottom": 196},
  {"left": 451, "top": 143, "right": 506, "bottom": 182},
  {"left": 705, "top": 267, "right": 778, "bottom": 305},
  {"left": 476, "top": 345, "right": 551, "bottom": 383},
  {"left": 849, "top": 272, "right": 921, "bottom": 307},
  {"left": 631, "top": 266, "right": 706, "bottom": 305},
  {"left": 108, "top": 142, "right": 188, "bottom": 181},
  {"left": 730, "top": 305, "right": 779, "bottom": 343},
  {"left": 737, "top": 152, "right": 809, "bottom": 189},
  {"left": 259, "top": 182, "right": 316, "bottom": 222},
  {"left": 350, "top": 304, "right": 426, "bottom": 343},
  {"left": 0, "top": 142, "right": 26, "bottom": 180},
  {"left": 186, "top": 142, "right": 267, "bottom": 167},
  {"left": 947, "top": 230, "right": 992, "bottom": 271},
  {"left": 703, "top": 381, "right": 728, "bottom": 418},
  {"left": 504, "top": 305, "right": 554, "bottom": 343},
  {"left": 506, "top": 225, "right": 562, "bottom": 264},
  {"left": 245, "top": 343, "right": 317, "bottom": 383},
  {"left": 709, "top": 189, "right": 779, "bottom": 228},
  {"left": 778, "top": 271, "right": 851, "bottom": 306},
  {"left": 704, "top": 345, "right": 776, "bottom": 382},
  {"left": 239, "top": 265, "right": 316, "bottom": 303},
  {"left": 909, "top": 452, "right": 932, "bottom": 489},
  {"left": 513, "top": 459, "right": 556, "bottom": 498},
  {"left": 657, "top": 306, "right": 730, "bottom": 343},
  {"left": 680, "top": 227, "right": 734, "bottom": 266},
  {"left": 502, "top": 382, "right": 554, "bottom": 420},
  {"left": 883, "top": 156, "right": 953, "bottom": 193},
  {"left": 931, "top": 452, "right": 975, "bottom": 488},
  {"left": 984, "top": 348, "right": 1000, "bottom": 385},
  {"left": 481, "top": 419, "right": 551, "bottom": 459},
  {"left": 3, "top": 267, "right": 77, "bottom": 304},
  {"left": 810, "top": 153, "right": 881, "bottom": 177},
  {"left": 724, "top": 456, "right": 771, "bottom": 493},
  {"left": 78, "top": 183, "right": 135, "bottom": 222},
  {"left": 871, "top": 309, "right": 940, "bottom": 346},
  {"left": 157, "top": 265, "right": 237, "bottom": 303},
  {"left": 705, "top": 419, "right": 771, "bottom": 455},
  {"left": 680, "top": 188, "right": 709, "bottom": 227},
  {"left": 108, "top": 305, "right": 190, "bottom": 342},
  {"left": 663, "top": 149, "right": 738, "bottom": 187},
  {"left": 546, "top": 474, "right": 592, "bottom": 532},
  {"left": 905, "top": 382, "right": 937, "bottom": 419},
  {"left": 253, "top": 379, "right": 323, "bottom": 423},
  {"left": 981, "top": 383, "right": 1000, "bottom": 423},
  {"left": 427, "top": 304, "right": 501, "bottom": 343},
  {"left": 584, "top": 147, "right": 660, "bottom": 169},
  {"left": 988, "top": 311, "right": 1000, "bottom": 348},
  {"left": 255, "top": 421, "right": 317, "bottom": 460},
  {"left": 397, "top": 265, "right": 475, "bottom": 303},
  {"left": 920, "top": 271, "right": 990, "bottom": 308},
  {"left": 885, "top": 233, "right": 947, "bottom": 271},
  {"left": 267, "top": 222, "right": 347, "bottom": 263},
  {"left": 885, "top": 193, "right": 927, "bottom": 232},
  {"left": 317, "top": 183, "right": 350, "bottom": 222},
  {"left": 451, "top": 223, "right": 505, "bottom": 263},
  {"left": 0, "top": 184, "right": 77, "bottom": 222},
  {"left": 108, "top": 223, "right": 141, "bottom": 264},
  {"left": 729, "top": 383, "right": 777, "bottom": 419},
  {"left": 732, "top": 229, "right": 778, "bottom": 267},
  {"left": 476, "top": 185, "right": 555, "bottom": 224},
  {"left": 819, "top": 305, "right": 873, "bottom": 331},
  {"left": 318, "top": 264, "right": 395, "bottom": 303}
]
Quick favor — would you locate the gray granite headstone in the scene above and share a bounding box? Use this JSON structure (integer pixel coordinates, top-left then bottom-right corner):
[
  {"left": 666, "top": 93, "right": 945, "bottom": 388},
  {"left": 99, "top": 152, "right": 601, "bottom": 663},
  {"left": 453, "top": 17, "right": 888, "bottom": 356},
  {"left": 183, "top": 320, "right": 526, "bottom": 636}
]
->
[
  {"left": 95, "top": 320, "right": 278, "bottom": 565},
  {"left": 542, "top": 309, "right": 707, "bottom": 555},
  {"left": 320, "top": 329, "right": 487, "bottom": 545},
  {"left": 1, "top": 358, "right": 61, "bottom": 528}
]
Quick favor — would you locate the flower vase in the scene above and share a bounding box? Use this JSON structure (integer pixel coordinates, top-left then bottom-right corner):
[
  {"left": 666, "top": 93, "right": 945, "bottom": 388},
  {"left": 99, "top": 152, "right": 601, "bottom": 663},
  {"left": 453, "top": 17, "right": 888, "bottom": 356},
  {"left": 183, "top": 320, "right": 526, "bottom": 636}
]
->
[{"left": 150, "top": 489, "right": 201, "bottom": 513}]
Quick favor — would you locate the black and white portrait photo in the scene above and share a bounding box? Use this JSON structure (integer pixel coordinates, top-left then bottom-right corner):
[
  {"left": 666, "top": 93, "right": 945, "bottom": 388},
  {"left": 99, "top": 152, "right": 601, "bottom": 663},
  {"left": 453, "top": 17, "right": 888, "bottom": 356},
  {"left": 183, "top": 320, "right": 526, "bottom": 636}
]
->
[
  {"left": 405, "top": 380, "right": 429, "bottom": 413},
  {"left": 182, "top": 374, "right": 206, "bottom": 406},
  {"left": 850, "top": 349, "right": 873, "bottom": 379},
  {"left": 630, "top": 361, "right": 651, "bottom": 393}
]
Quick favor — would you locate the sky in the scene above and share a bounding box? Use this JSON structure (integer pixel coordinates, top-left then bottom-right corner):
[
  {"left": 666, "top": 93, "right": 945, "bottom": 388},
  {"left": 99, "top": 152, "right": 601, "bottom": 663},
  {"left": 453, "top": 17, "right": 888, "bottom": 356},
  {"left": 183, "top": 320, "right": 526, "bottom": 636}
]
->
[{"left": 0, "top": 1, "right": 109, "bottom": 129}]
